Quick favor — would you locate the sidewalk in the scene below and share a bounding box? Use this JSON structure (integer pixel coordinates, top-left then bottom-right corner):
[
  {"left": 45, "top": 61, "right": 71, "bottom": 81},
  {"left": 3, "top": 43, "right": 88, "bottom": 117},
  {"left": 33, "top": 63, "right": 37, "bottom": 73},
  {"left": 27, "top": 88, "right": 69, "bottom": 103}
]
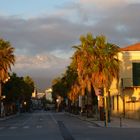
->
[
  {"left": 0, "top": 113, "right": 19, "bottom": 121},
  {"left": 93, "top": 117, "right": 140, "bottom": 128},
  {"left": 67, "top": 113, "right": 140, "bottom": 128}
]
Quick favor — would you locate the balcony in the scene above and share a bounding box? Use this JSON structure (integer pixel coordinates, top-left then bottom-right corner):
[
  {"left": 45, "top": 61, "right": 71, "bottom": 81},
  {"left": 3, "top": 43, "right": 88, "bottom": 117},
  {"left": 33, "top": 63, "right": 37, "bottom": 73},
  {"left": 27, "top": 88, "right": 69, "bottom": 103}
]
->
[
  {"left": 121, "top": 78, "right": 140, "bottom": 89},
  {"left": 121, "top": 78, "right": 133, "bottom": 88}
]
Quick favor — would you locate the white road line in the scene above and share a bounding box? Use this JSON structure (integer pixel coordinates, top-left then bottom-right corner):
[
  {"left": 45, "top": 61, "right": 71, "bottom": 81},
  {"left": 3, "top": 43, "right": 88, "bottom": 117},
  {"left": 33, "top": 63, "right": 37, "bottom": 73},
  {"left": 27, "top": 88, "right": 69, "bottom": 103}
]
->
[
  {"left": 21, "top": 116, "right": 33, "bottom": 126},
  {"left": 49, "top": 113, "right": 57, "bottom": 124},
  {"left": 39, "top": 118, "right": 43, "bottom": 121},
  {"left": 36, "top": 125, "right": 42, "bottom": 128},
  {"left": 9, "top": 126, "right": 17, "bottom": 129},
  {"left": 23, "top": 126, "right": 29, "bottom": 129}
]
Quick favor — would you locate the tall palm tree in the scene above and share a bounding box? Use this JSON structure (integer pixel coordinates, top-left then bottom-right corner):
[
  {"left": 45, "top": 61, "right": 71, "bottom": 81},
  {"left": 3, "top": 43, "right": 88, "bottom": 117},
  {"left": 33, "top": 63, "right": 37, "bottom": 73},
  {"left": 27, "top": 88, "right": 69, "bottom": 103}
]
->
[
  {"left": 70, "top": 33, "right": 97, "bottom": 115},
  {"left": 71, "top": 33, "right": 120, "bottom": 93},
  {"left": 92, "top": 35, "right": 120, "bottom": 124},
  {"left": 91, "top": 35, "right": 120, "bottom": 89},
  {"left": 71, "top": 33, "right": 96, "bottom": 95},
  {"left": 71, "top": 33, "right": 120, "bottom": 122},
  {"left": 0, "top": 38, "right": 15, "bottom": 99}
]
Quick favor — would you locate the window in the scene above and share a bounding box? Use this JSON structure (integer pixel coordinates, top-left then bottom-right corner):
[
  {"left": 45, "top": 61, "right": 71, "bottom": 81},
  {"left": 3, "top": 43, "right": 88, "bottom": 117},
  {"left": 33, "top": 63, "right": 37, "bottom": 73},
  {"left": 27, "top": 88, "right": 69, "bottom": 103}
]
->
[{"left": 133, "top": 63, "right": 140, "bottom": 86}]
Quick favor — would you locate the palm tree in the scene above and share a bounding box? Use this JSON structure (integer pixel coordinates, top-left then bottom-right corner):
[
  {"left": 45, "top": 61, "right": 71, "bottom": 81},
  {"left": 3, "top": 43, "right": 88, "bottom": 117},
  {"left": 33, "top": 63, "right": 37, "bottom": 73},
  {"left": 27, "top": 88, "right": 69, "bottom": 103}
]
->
[
  {"left": 91, "top": 35, "right": 120, "bottom": 89},
  {"left": 0, "top": 38, "right": 15, "bottom": 100},
  {"left": 92, "top": 35, "right": 120, "bottom": 124},
  {"left": 71, "top": 33, "right": 96, "bottom": 95},
  {"left": 69, "top": 34, "right": 96, "bottom": 115},
  {"left": 71, "top": 33, "right": 120, "bottom": 121}
]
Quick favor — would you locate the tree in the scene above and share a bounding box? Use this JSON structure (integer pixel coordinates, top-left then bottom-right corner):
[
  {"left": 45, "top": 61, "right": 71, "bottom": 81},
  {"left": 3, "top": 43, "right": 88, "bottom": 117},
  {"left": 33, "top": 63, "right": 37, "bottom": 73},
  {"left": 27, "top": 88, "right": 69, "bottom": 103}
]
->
[
  {"left": 71, "top": 33, "right": 96, "bottom": 96},
  {"left": 71, "top": 33, "right": 120, "bottom": 94},
  {"left": 3, "top": 73, "right": 34, "bottom": 101},
  {"left": 71, "top": 33, "right": 120, "bottom": 121},
  {"left": 24, "top": 76, "right": 35, "bottom": 96},
  {"left": 52, "top": 65, "right": 78, "bottom": 112},
  {"left": 0, "top": 38, "right": 15, "bottom": 82},
  {"left": 0, "top": 38, "right": 15, "bottom": 116},
  {"left": 92, "top": 35, "right": 120, "bottom": 124},
  {"left": 52, "top": 65, "right": 78, "bottom": 101},
  {"left": 3, "top": 73, "right": 35, "bottom": 113}
]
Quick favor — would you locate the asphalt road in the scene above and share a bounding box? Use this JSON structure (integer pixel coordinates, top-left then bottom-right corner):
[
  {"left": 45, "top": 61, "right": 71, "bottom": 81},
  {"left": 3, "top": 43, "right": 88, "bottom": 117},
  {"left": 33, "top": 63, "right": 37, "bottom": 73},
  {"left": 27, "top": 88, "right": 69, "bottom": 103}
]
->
[{"left": 0, "top": 110, "right": 140, "bottom": 140}]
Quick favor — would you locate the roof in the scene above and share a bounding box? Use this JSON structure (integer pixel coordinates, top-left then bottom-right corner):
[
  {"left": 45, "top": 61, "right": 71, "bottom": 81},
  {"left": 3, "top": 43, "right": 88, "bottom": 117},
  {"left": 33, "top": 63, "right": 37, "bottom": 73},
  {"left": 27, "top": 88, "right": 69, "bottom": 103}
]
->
[{"left": 120, "top": 43, "right": 140, "bottom": 51}]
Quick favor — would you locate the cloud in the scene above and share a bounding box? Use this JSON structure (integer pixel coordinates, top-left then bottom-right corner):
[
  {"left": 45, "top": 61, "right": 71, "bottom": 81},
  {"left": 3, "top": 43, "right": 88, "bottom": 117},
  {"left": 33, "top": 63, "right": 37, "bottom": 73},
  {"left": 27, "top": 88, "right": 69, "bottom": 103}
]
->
[
  {"left": 79, "top": 0, "right": 125, "bottom": 8},
  {"left": 79, "top": 0, "right": 140, "bottom": 8},
  {"left": 14, "top": 54, "right": 69, "bottom": 70},
  {"left": 0, "top": 15, "right": 90, "bottom": 57},
  {"left": 1, "top": 1, "right": 139, "bottom": 56},
  {"left": 12, "top": 54, "right": 70, "bottom": 90},
  {"left": 91, "top": 3, "right": 140, "bottom": 46},
  {"left": 1, "top": 0, "right": 140, "bottom": 90}
]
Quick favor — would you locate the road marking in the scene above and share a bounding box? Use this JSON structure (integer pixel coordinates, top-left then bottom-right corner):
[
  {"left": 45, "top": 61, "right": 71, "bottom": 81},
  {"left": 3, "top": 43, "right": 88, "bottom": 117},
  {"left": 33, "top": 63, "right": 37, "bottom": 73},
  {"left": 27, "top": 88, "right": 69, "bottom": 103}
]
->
[
  {"left": 21, "top": 116, "right": 33, "bottom": 126},
  {"left": 49, "top": 113, "right": 57, "bottom": 124},
  {"left": 9, "top": 126, "right": 17, "bottom": 129},
  {"left": 36, "top": 125, "right": 42, "bottom": 128},
  {"left": 23, "top": 126, "right": 29, "bottom": 129},
  {"left": 39, "top": 118, "right": 43, "bottom": 121}
]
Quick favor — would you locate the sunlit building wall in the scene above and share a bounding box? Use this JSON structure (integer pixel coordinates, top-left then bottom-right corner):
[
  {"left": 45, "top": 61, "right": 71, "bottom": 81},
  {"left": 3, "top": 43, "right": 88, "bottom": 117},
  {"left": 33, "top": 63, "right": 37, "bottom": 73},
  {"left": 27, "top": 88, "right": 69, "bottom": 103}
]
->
[
  {"left": 45, "top": 88, "right": 53, "bottom": 102},
  {"left": 109, "top": 43, "right": 140, "bottom": 120}
]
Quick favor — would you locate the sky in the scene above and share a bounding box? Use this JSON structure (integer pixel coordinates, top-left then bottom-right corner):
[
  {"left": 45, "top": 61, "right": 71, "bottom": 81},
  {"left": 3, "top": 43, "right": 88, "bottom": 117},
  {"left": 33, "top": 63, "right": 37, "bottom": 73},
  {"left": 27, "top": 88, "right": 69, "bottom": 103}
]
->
[{"left": 0, "top": 0, "right": 140, "bottom": 91}]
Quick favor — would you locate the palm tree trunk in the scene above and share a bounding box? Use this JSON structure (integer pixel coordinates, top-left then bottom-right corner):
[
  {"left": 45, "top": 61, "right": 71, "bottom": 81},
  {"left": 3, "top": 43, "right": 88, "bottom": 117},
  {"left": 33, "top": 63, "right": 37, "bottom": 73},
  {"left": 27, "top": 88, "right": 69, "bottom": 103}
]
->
[
  {"left": 104, "top": 88, "right": 108, "bottom": 127},
  {"left": 108, "top": 91, "right": 111, "bottom": 122},
  {"left": 0, "top": 81, "right": 1, "bottom": 98},
  {"left": 0, "top": 81, "right": 2, "bottom": 117},
  {"left": 86, "top": 93, "right": 88, "bottom": 117}
]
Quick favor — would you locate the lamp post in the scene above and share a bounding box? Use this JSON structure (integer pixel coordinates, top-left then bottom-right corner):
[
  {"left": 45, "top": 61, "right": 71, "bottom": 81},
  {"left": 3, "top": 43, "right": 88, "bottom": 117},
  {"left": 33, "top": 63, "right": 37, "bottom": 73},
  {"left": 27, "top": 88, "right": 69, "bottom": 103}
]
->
[
  {"left": 0, "top": 80, "right": 2, "bottom": 115},
  {"left": 0, "top": 80, "right": 3, "bottom": 117},
  {"left": 0, "top": 77, "right": 10, "bottom": 117}
]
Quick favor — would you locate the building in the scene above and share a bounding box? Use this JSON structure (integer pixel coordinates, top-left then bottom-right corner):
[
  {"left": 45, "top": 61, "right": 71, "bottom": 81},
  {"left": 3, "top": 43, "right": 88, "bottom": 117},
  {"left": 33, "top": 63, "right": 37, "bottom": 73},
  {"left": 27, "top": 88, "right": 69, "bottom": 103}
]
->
[
  {"left": 45, "top": 88, "right": 53, "bottom": 102},
  {"left": 110, "top": 43, "right": 140, "bottom": 120}
]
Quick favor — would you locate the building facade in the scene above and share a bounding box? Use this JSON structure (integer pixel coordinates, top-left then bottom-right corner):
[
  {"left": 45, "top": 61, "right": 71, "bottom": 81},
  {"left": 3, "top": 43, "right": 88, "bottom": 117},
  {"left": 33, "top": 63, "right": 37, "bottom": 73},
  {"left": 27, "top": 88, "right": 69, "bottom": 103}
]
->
[{"left": 110, "top": 43, "right": 140, "bottom": 120}]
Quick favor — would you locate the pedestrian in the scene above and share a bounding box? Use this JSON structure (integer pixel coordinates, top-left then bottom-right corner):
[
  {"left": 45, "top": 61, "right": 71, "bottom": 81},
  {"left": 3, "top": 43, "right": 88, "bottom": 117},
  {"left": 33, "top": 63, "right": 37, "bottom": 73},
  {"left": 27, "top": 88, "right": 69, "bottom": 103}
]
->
[
  {"left": 1, "top": 102, "right": 5, "bottom": 117},
  {"left": 20, "top": 103, "right": 23, "bottom": 113}
]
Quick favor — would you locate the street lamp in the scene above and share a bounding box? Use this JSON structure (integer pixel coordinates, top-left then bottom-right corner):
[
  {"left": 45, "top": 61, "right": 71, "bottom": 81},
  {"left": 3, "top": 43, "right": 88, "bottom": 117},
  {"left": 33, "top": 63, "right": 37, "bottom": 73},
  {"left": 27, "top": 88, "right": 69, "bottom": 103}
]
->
[
  {"left": 0, "top": 76, "right": 10, "bottom": 117},
  {"left": 3, "top": 77, "right": 10, "bottom": 83},
  {"left": 0, "top": 76, "right": 10, "bottom": 98},
  {"left": 56, "top": 96, "right": 62, "bottom": 112}
]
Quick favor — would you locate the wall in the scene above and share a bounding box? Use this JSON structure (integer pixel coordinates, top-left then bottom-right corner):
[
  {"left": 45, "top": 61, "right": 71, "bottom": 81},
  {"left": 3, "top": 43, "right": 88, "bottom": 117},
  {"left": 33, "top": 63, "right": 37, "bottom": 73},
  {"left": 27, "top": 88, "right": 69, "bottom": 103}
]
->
[{"left": 110, "top": 51, "right": 140, "bottom": 120}]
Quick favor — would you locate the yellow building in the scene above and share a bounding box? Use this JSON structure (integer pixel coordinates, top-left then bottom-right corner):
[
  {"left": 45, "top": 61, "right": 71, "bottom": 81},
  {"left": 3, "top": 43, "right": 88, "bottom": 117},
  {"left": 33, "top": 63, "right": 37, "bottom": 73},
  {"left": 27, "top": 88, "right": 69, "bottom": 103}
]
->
[{"left": 110, "top": 43, "right": 140, "bottom": 120}]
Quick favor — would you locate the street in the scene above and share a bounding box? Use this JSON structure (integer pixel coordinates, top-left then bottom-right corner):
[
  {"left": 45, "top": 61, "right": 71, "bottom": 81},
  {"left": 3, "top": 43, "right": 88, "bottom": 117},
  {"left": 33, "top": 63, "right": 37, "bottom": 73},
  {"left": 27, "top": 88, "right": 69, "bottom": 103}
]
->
[{"left": 0, "top": 110, "right": 140, "bottom": 140}]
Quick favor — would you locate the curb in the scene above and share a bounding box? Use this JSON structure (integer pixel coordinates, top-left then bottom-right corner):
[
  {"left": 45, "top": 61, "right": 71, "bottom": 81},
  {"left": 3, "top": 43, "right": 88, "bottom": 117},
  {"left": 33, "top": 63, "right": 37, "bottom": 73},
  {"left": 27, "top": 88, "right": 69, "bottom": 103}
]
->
[
  {"left": 65, "top": 112, "right": 102, "bottom": 127},
  {"left": 80, "top": 118, "right": 102, "bottom": 127}
]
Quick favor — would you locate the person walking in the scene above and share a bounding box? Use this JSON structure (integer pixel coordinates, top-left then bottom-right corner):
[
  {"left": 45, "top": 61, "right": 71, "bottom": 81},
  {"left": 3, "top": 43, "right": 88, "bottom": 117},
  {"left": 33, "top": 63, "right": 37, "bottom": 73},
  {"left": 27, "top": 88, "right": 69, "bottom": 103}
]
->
[{"left": 0, "top": 102, "right": 5, "bottom": 117}]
